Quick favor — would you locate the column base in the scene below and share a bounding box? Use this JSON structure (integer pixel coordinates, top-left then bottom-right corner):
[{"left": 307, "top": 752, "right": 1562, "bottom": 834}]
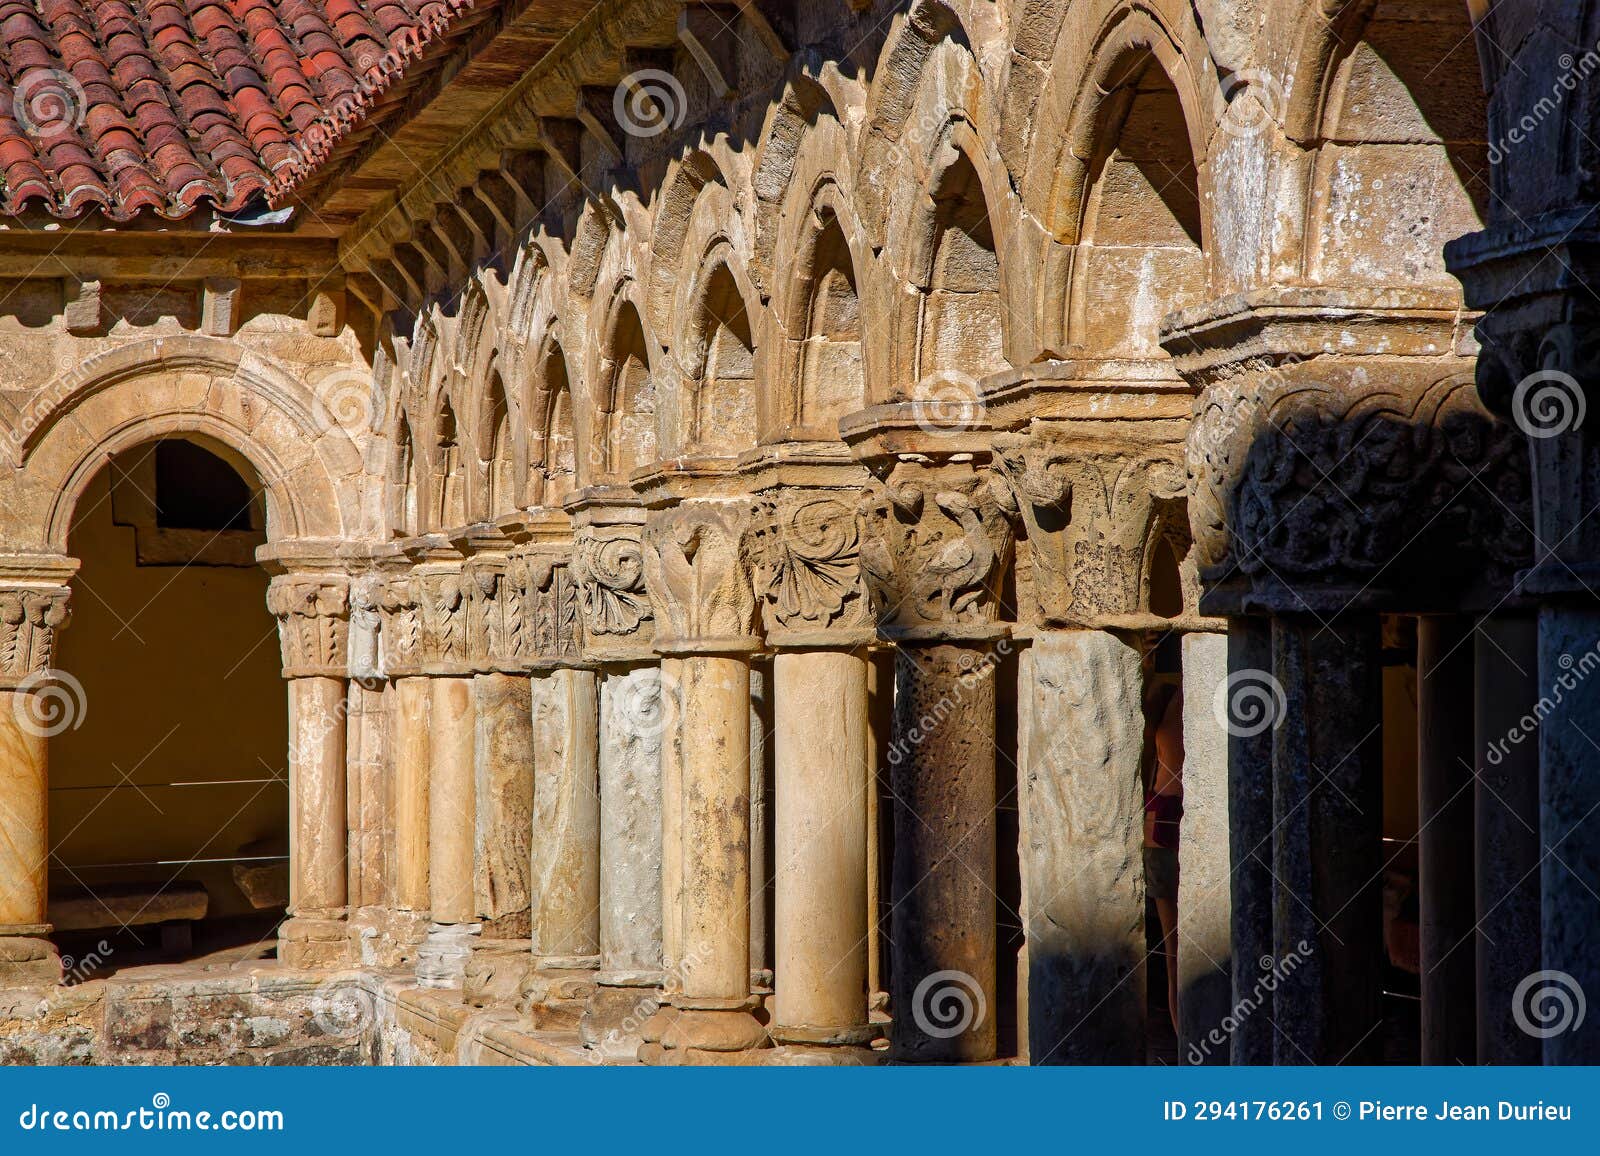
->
[
  {"left": 763, "top": 1043, "right": 880, "bottom": 1066},
  {"left": 0, "top": 930, "right": 59, "bottom": 988},
  {"left": 463, "top": 939, "right": 534, "bottom": 1009},
  {"left": 414, "top": 922, "right": 480, "bottom": 989},
  {"left": 278, "top": 915, "right": 353, "bottom": 969},
  {"left": 579, "top": 983, "right": 664, "bottom": 1061},
  {"left": 653, "top": 1006, "right": 771, "bottom": 1065},
  {"left": 518, "top": 963, "right": 599, "bottom": 1029}
]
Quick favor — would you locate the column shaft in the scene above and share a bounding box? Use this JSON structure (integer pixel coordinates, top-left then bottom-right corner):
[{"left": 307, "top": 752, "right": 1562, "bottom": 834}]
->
[
  {"left": 1227, "top": 617, "right": 1274, "bottom": 1065},
  {"left": 1474, "top": 614, "right": 1541, "bottom": 1064},
  {"left": 279, "top": 675, "right": 351, "bottom": 967},
  {"left": 1270, "top": 614, "right": 1384, "bottom": 1064},
  {"left": 772, "top": 648, "right": 871, "bottom": 1047},
  {"left": 1025, "top": 630, "right": 1144, "bottom": 1064},
  {"left": 1417, "top": 615, "right": 1476, "bottom": 1064},
  {"left": 890, "top": 642, "right": 997, "bottom": 1063},
  {"left": 0, "top": 690, "right": 55, "bottom": 984},
  {"left": 530, "top": 668, "right": 600, "bottom": 966},
  {"left": 1177, "top": 631, "right": 1232, "bottom": 1064},
  {"left": 1537, "top": 606, "right": 1600, "bottom": 1063},
  {"left": 473, "top": 672, "right": 534, "bottom": 939},
  {"left": 392, "top": 675, "right": 431, "bottom": 916},
  {"left": 416, "top": 674, "right": 476, "bottom": 987}
]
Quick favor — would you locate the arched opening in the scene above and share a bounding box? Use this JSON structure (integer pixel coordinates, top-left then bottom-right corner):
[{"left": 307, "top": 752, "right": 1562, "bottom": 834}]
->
[
  {"left": 1308, "top": 0, "right": 1487, "bottom": 285},
  {"left": 482, "top": 370, "right": 516, "bottom": 517},
  {"left": 916, "top": 151, "right": 1006, "bottom": 392},
  {"left": 432, "top": 396, "right": 465, "bottom": 531},
  {"left": 52, "top": 437, "right": 288, "bottom": 974},
  {"left": 541, "top": 347, "right": 577, "bottom": 507},
  {"left": 1074, "top": 53, "right": 1204, "bottom": 356},
  {"left": 797, "top": 212, "right": 865, "bottom": 434},
  {"left": 689, "top": 263, "right": 756, "bottom": 456},
  {"left": 604, "top": 301, "right": 656, "bottom": 478}
]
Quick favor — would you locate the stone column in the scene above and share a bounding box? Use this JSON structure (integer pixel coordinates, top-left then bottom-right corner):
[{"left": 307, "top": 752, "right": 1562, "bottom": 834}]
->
[
  {"left": 1416, "top": 615, "right": 1476, "bottom": 1064},
  {"left": 753, "top": 493, "right": 876, "bottom": 1061},
  {"left": 855, "top": 464, "right": 1012, "bottom": 1064},
  {"left": 412, "top": 562, "right": 479, "bottom": 987},
  {"left": 1177, "top": 629, "right": 1232, "bottom": 1065},
  {"left": 1225, "top": 617, "right": 1275, "bottom": 1065},
  {"left": 268, "top": 576, "right": 353, "bottom": 968},
  {"left": 461, "top": 552, "right": 537, "bottom": 1007},
  {"left": 570, "top": 523, "right": 665, "bottom": 1058},
  {"left": 1025, "top": 630, "right": 1144, "bottom": 1064},
  {"left": 1270, "top": 613, "right": 1384, "bottom": 1065},
  {"left": 642, "top": 503, "right": 768, "bottom": 1063},
  {"left": 994, "top": 428, "right": 1188, "bottom": 1064},
  {"left": 1474, "top": 613, "right": 1540, "bottom": 1064},
  {"left": 344, "top": 578, "right": 390, "bottom": 963},
  {"left": 0, "top": 584, "right": 71, "bottom": 986},
  {"left": 380, "top": 577, "right": 431, "bottom": 957}
]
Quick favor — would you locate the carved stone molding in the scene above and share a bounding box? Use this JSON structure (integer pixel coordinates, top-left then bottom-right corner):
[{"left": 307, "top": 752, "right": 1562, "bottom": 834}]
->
[
  {"left": 751, "top": 492, "right": 872, "bottom": 647},
  {"left": 0, "top": 586, "right": 71, "bottom": 688},
  {"left": 414, "top": 567, "right": 471, "bottom": 674},
  {"left": 854, "top": 463, "right": 1013, "bottom": 643},
  {"left": 572, "top": 526, "right": 655, "bottom": 661},
  {"left": 1186, "top": 370, "right": 1532, "bottom": 613},
  {"left": 267, "top": 576, "right": 350, "bottom": 679},
  {"left": 641, "top": 503, "right": 758, "bottom": 655},
  {"left": 463, "top": 555, "right": 520, "bottom": 671},
  {"left": 994, "top": 424, "right": 1189, "bottom": 629}
]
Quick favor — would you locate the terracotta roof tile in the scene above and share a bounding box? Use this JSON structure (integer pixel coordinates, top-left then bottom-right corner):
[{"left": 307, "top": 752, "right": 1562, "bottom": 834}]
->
[{"left": 0, "top": 0, "right": 485, "bottom": 220}]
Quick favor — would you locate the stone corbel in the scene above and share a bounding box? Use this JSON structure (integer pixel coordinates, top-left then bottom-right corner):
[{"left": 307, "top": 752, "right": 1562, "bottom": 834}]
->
[
  {"left": 641, "top": 503, "right": 759, "bottom": 655},
  {"left": 0, "top": 586, "right": 71, "bottom": 688},
  {"left": 854, "top": 464, "right": 1013, "bottom": 644},
  {"left": 266, "top": 576, "right": 351, "bottom": 679},
  {"left": 992, "top": 427, "right": 1189, "bottom": 630},
  {"left": 751, "top": 492, "right": 873, "bottom": 649}
]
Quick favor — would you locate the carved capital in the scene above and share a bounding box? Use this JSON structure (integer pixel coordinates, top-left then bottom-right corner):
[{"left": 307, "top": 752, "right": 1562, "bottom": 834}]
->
[
  {"left": 512, "top": 549, "right": 582, "bottom": 668},
  {"left": 854, "top": 463, "right": 1013, "bottom": 642},
  {"left": 348, "top": 576, "right": 383, "bottom": 681},
  {"left": 751, "top": 493, "right": 872, "bottom": 645},
  {"left": 378, "top": 576, "right": 424, "bottom": 677},
  {"left": 0, "top": 586, "right": 71, "bottom": 687},
  {"left": 267, "top": 576, "right": 351, "bottom": 678},
  {"left": 993, "top": 428, "right": 1189, "bottom": 628},
  {"left": 572, "top": 526, "right": 654, "bottom": 660},
  {"left": 413, "top": 567, "right": 471, "bottom": 673},
  {"left": 1187, "top": 370, "right": 1532, "bottom": 612},
  {"left": 641, "top": 504, "right": 758, "bottom": 654}
]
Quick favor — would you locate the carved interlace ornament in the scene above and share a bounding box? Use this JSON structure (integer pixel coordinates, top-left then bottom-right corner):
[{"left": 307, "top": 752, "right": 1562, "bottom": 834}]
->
[
  {"left": 751, "top": 494, "right": 871, "bottom": 640},
  {"left": 994, "top": 432, "right": 1188, "bottom": 627},
  {"left": 267, "top": 576, "right": 351, "bottom": 678},
  {"left": 855, "top": 468, "right": 1012, "bottom": 639},
  {"left": 641, "top": 504, "right": 757, "bottom": 652},
  {"left": 1188, "top": 374, "right": 1532, "bottom": 607},
  {"left": 0, "top": 586, "right": 70, "bottom": 686}
]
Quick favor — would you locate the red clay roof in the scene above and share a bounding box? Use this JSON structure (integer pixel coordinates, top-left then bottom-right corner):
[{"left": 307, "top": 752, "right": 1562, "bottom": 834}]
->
[{"left": 0, "top": 0, "right": 482, "bottom": 221}]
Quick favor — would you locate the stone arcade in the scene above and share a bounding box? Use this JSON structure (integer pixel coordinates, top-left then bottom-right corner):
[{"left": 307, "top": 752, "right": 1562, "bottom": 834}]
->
[{"left": 0, "top": 0, "right": 1594, "bottom": 1065}]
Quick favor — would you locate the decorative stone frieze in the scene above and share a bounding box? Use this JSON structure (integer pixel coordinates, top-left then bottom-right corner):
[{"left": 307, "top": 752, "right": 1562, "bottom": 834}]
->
[
  {"left": 993, "top": 423, "right": 1188, "bottom": 629},
  {"left": 641, "top": 503, "right": 758, "bottom": 654},
  {"left": 0, "top": 586, "right": 71, "bottom": 688},
  {"left": 266, "top": 576, "right": 351, "bottom": 679}
]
